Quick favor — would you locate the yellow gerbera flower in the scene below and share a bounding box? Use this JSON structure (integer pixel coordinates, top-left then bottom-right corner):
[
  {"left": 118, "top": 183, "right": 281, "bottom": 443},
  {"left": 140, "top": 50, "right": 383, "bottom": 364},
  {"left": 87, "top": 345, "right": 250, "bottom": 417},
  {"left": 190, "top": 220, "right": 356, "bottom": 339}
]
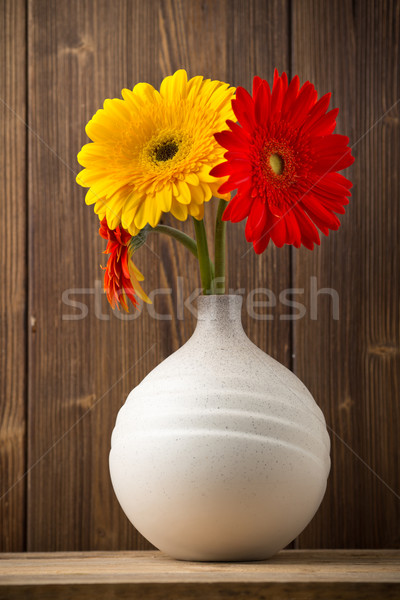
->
[{"left": 77, "top": 70, "right": 236, "bottom": 234}]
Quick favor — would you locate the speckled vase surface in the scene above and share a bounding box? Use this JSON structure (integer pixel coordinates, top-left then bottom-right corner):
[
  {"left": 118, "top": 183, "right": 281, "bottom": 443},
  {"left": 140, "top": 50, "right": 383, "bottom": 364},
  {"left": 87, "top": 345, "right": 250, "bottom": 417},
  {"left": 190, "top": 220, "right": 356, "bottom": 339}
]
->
[{"left": 109, "top": 294, "right": 330, "bottom": 561}]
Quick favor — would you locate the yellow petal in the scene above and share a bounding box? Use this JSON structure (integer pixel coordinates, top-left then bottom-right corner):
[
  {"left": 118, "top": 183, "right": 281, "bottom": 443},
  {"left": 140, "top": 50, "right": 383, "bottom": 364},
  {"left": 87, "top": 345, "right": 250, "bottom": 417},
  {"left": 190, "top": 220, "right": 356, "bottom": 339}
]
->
[
  {"left": 124, "top": 189, "right": 145, "bottom": 212},
  {"left": 209, "top": 180, "right": 231, "bottom": 201},
  {"left": 201, "top": 183, "right": 213, "bottom": 203},
  {"left": 129, "top": 264, "right": 152, "bottom": 305},
  {"left": 156, "top": 186, "right": 172, "bottom": 212},
  {"left": 189, "top": 202, "right": 204, "bottom": 220},
  {"left": 84, "top": 188, "right": 100, "bottom": 205},
  {"left": 127, "top": 222, "right": 140, "bottom": 236},
  {"left": 160, "top": 69, "right": 188, "bottom": 101},
  {"left": 77, "top": 143, "right": 108, "bottom": 161},
  {"left": 133, "top": 199, "right": 149, "bottom": 230},
  {"left": 103, "top": 98, "right": 131, "bottom": 121},
  {"left": 121, "top": 208, "right": 135, "bottom": 230},
  {"left": 105, "top": 206, "right": 121, "bottom": 229},
  {"left": 121, "top": 88, "right": 145, "bottom": 111},
  {"left": 176, "top": 180, "right": 191, "bottom": 204},
  {"left": 188, "top": 183, "right": 204, "bottom": 205},
  {"left": 198, "top": 166, "right": 218, "bottom": 183},
  {"left": 88, "top": 179, "right": 121, "bottom": 199},
  {"left": 187, "top": 75, "right": 204, "bottom": 101},
  {"left": 149, "top": 198, "right": 162, "bottom": 228},
  {"left": 94, "top": 199, "right": 107, "bottom": 216},
  {"left": 132, "top": 82, "right": 161, "bottom": 104},
  {"left": 133, "top": 195, "right": 161, "bottom": 229},
  {"left": 197, "top": 79, "right": 221, "bottom": 105},
  {"left": 85, "top": 116, "right": 121, "bottom": 142},
  {"left": 184, "top": 172, "right": 200, "bottom": 186},
  {"left": 130, "top": 262, "right": 144, "bottom": 281},
  {"left": 170, "top": 199, "right": 188, "bottom": 221},
  {"left": 94, "top": 203, "right": 106, "bottom": 219},
  {"left": 76, "top": 168, "right": 103, "bottom": 186}
]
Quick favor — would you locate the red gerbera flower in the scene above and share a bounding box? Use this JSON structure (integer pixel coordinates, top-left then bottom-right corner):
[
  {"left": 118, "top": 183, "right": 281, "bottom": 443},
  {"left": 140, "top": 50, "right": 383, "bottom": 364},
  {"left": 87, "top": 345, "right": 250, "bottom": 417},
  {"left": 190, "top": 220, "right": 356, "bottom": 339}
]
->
[
  {"left": 99, "top": 218, "right": 150, "bottom": 311},
  {"left": 210, "top": 70, "right": 355, "bottom": 252}
]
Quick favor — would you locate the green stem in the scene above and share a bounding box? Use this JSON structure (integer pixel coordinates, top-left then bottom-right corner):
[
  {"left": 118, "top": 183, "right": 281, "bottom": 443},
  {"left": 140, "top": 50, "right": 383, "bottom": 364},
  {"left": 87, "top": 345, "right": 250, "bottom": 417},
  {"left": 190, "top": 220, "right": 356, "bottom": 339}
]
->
[
  {"left": 214, "top": 199, "right": 228, "bottom": 294},
  {"left": 153, "top": 224, "right": 198, "bottom": 258},
  {"left": 192, "top": 218, "right": 214, "bottom": 294}
]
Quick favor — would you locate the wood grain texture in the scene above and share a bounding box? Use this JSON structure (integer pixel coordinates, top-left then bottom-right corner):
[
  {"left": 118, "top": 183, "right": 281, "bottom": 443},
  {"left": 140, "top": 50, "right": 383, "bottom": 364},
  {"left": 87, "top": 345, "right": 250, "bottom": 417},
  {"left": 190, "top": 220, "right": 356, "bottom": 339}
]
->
[
  {"left": 292, "top": 0, "right": 400, "bottom": 548},
  {"left": 0, "top": 0, "right": 27, "bottom": 552},
  {"left": 226, "top": 0, "right": 292, "bottom": 368},
  {"left": 0, "top": 550, "right": 399, "bottom": 599}
]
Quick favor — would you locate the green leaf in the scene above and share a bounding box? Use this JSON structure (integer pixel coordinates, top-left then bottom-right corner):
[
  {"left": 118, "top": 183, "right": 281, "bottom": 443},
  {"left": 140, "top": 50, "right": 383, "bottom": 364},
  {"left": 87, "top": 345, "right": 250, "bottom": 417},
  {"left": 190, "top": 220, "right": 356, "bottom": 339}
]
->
[{"left": 129, "top": 224, "right": 153, "bottom": 254}]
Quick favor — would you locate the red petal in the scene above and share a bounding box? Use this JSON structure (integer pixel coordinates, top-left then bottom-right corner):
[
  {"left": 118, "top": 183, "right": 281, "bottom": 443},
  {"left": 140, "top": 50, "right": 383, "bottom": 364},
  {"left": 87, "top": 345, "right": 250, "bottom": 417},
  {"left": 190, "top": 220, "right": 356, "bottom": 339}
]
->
[
  {"left": 235, "top": 87, "right": 256, "bottom": 120},
  {"left": 281, "top": 75, "right": 300, "bottom": 117},
  {"left": 292, "top": 204, "right": 321, "bottom": 246},
  {"left": 252, "top": 76, "right": 264, "bottom": 97},
  {"left": 270, "top": 216, "right": 287, "bottom": 247},
  {"left": 252, "top": 203, "right": 268, "bottom": 238},
  {"left": 255, "top": 80, "right": 271, "bottom": 126},
  {"left": 245, "top": 199, "right": 266, "bottom": 237},
  {"left": 280, "top": 72, "right": 289, "bottom": 94},
  {"left": 287, "top": 83, "right": 318, "bottom": 129},
  {"left": 326, "top": 172, "right": 353, "bottom": 189},
  {"left": 315, "top": 150, "right": 355, "bottom": 172},
  {"left": 224, "top": 193, "right": 253, "bottom": 222},
  {"left": 121, "top": 250, "right": 130, "bottom": 279},
  {"left": 318, "top": 196, "right": 347, "bottom": 214},
  {"left": 284, "top": 211, "right": 302, "bottom": 247},
  {"left": 301, "top": 196, "right": 341, "bottom": 231},
  {"left": 253, "top": 233, "right": 271, "bottom": 254},
  {"left": 313, "top": 134, "right": 350, "bottom": 153},
  {"left": 270, "top": 76, "right": 284, "bottom": 120},
  {"left": 225, "top": 172, "right": 253, "bottom": 186},
  {"left": 224, "top": 150, "right": 251, "bottom": 160},
  {"left": 307, "top": 108, "right": 338, "bottom": 136},
  {"left": 214, "top": 130, "right": 246, "bottom": 151},
  {"left": 312, "top": 172, "right": 352, "bottom": 197},
  {"left": 226, "top": 119, "right": 252, "bottom": 141},
  {"left": 209, "top": 162, "right": 233, "bottom": 177},
  {"left": 232, "top": 90, "right": 256, "bottom": 130},
  {"left": 301, "top": 93, "right": 332, "bottom": 131},
  {"left": 218, "top": 179, "right": 239, "bottom": 194},
  {"left": 252, "top": 207, "right": 275, "bottom": 252},
  {"left": 125, "top": 286, "right": 138, "bottom": 308}
]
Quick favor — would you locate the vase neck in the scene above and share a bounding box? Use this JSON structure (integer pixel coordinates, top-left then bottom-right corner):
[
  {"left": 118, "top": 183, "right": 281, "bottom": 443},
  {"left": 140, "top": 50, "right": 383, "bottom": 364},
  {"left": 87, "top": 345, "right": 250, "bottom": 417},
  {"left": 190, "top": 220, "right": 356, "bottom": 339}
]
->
[{"left": 194, "top": 295, "right": 244, "bottom": 339}]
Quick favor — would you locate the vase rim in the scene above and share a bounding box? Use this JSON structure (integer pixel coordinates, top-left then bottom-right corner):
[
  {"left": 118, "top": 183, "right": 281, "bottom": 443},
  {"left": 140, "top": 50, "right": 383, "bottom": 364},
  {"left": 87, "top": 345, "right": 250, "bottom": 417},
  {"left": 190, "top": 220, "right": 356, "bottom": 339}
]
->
[
  {"left": 196, "top": 294, "right": 243, "bottom": 304},
  {"left": 195, "top": 294, "right": 243, "bottom": 322},
  {"left": 197, "top": 293, "right": 243, "bottom": 299}
]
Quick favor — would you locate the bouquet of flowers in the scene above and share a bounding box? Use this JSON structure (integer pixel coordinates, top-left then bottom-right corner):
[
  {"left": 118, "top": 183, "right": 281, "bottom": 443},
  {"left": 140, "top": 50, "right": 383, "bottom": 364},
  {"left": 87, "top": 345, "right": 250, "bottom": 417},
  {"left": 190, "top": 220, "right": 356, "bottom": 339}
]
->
[{"left": 77, "top": 69, "right": 354, "bottom": 310}]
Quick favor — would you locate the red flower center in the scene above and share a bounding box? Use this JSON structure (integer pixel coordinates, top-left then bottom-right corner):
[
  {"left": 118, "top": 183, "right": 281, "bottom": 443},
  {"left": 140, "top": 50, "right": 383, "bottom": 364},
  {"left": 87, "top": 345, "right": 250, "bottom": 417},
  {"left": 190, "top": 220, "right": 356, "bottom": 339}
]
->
[
  {"left": 260, "top": 139, "right": 297, "bottom": 190},
  {"left": 269, "top": 153, "right": 284, "bottom": 175}
]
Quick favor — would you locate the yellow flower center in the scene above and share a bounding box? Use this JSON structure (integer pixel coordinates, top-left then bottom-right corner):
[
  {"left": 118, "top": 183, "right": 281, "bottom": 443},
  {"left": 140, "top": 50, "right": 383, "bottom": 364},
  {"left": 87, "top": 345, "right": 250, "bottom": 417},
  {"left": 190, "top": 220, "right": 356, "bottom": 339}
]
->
[
  {"left": 269, "top": 153, "right": 284, "bottom": 175},
  {"left": 142, "top": 130, "right": 192, "bottom": 172},
  {"left": 154, "top": 139, "right": 179, "bottom": 162}
]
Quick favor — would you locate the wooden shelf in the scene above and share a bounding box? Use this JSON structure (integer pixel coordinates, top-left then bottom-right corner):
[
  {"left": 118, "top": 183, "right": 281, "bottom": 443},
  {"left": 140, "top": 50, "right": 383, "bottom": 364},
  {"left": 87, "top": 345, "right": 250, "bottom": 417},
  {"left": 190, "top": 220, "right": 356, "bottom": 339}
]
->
[{"left": 0, "top": 550, "right": 399, "bottom": 599}]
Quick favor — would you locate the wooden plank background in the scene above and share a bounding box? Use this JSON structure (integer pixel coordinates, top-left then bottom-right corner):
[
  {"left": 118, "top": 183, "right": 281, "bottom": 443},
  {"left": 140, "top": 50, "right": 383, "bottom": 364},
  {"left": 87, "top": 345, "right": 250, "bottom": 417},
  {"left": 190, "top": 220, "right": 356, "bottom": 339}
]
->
[
  {"left": 0, "top": 0, "right": 399, "bottom": 552},
  {"left": 0, "top": 0, "right": 27, "bottom": 552}
]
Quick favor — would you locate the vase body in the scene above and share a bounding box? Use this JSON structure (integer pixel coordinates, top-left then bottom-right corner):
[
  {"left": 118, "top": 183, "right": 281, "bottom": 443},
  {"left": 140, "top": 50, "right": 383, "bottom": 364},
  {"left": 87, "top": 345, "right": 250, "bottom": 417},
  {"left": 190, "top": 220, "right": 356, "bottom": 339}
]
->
[{"left": 109, "top": 295, "right": 330, "bottom": 561}]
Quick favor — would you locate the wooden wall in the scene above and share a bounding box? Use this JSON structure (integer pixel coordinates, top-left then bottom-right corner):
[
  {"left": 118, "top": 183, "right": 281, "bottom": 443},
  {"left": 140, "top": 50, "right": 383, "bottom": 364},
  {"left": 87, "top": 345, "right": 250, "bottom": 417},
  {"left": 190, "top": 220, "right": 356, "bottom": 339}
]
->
[{"left": 1, "top": 0, "right": 399, "bottom": 552}]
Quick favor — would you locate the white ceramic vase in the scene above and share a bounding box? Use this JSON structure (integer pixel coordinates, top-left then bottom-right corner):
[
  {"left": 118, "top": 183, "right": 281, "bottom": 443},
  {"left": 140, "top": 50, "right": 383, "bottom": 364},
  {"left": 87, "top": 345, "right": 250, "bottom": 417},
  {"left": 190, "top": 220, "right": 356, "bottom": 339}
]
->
[{"left": 109, "top": 294, "right": 330, "bottom": 561}]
